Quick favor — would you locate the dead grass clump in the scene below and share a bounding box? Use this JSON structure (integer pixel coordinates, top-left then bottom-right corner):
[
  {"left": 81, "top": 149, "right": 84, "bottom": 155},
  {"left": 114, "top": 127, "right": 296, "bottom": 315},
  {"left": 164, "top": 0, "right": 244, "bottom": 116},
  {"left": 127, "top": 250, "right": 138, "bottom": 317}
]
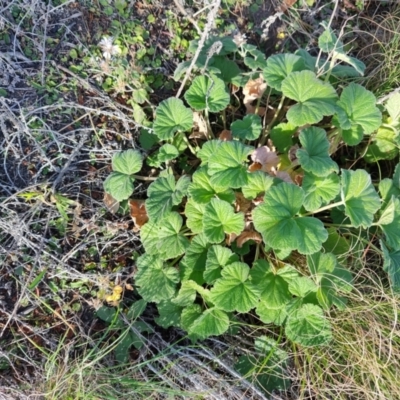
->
[
  {"left": 295, "top": 268, "right": 400, "bottom": 400},
  {"left": 356, "top": 6, "right": 400, "bottom": 97}
]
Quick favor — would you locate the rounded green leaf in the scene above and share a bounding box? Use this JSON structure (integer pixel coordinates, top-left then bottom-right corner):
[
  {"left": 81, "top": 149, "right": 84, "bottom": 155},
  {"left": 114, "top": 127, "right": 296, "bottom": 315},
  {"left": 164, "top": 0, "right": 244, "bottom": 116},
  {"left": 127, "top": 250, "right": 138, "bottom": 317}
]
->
[
  {"left": 250, "top": 261, "right": 291, "bottom": 312},
  {"left": 381, "top": 240, "right": 400, "bottom": 292},
  {"left": 302, "top": 172, "right": 340, "bottom": 211},
  {"left": 180, "top": 234, "right": 211, "bottom": 285},
  {"left": 307, "top": 251, "right": 337, "bottom": 277},
  {"left": 317, "top": 265, "right": 353, "bottom": 310},
  {"left": 155, "top": 300, "right": 183, "bottom": 328},
  {"left": 103, "top": 172, "right": 134, "bottom": 202},
  {"left": 231, "top": 114, "right": 262, "bottom": 140},
  {"left": 189, "top": 36, "right": 238, "bottom": 56},
  {"left": 270, "top": 122, "right": 297, "bottom": 153},
  {"left": 172, "top": 281, "right": 197, "bottom": 307},
  {"left": 112, "top": 149, "right": 143, "bottom": 175},
  {"left": 250, "top": 259, "right": 272, "bottom": 280},
  {"left": 336, "top": 83, "right": 381, "bottom": 145},
  {"left": 281, "top": 70, "right": 338, "bottom": 126},
  {"left": 210, "top": 262, "right": 261, "bottom": 313},
  {"left": 318, "top": 23, "right": 340, "bottom": 53},
  {"left": 184, "top": 74, "right": 230, "bottom": 113},
  {"left": 341, "top": 169, "right": 381, "bottom": 228},
  {"left": 188, "top": 167, "right": 235, "bottom": 204},
  {"left": 141, "top": 213, "right": 190, "bottom": 260},
  {"left": 141, "top": 220, "right": 164, "bottom": 257},
  {"left": 297, "top": 127, "right": 338, "bottom": 177},
  {"left": 197, "top": 140, "right": 222, "bottom": 166},
  {"left": 211, "top": 56, "right": 241, "bottom": 83},
  {"left": 187, "top": 307, "right": 230, "bottom": 340},
  {"left": 258, "top": 272, "right": 292, "bottom": 309},
  {"left": 158, "top": 212, "right": 190, "bottom": 259},
  {"left": 181, "top": 304, "right": 203, "bottom": 336},
  {"left": 263, "top": 53, "right": 306, "bottom": 91},
  {"left": 203, "top": 198, "right": 245, "bottom": 243},
  {"left": 146, "top": 175, "right": 190, "bottom": 220},
  {"left": 139, "top": 128, "right": 158, "bottom": 150},
  {"left": 382, "top": 165, "right": 400, "bottom": 203},
  {"left": 135, "top": 254, "right": 180, "bottom": 303},
  {"left": 158, "top": 144, "right": 179, "bottom": 163},
  {"left": 277, "top": 265, "right": 301, "bottom": 283},
  {"left": 204, "top": 245, "right": 238, "bottom": 284},
  {"left": 285, "top": 304, "right": 332, "bottom": 347},
  {"left": 364, "top": 126, "right": 399, "bottom": 163},
  {"left": 243, "top": 46, "right": 268, "bottom": 70},
  {"left": 288, "top": 276, "right": 318, "bottom": 297},
  {"left": 185, "top": 198, "right": 206, "bottom": 234},
  {"left": 253, "top": 183, "right": 328, "bottom": 254},
  {"left": 242, "top": 171, "right": 274, "bottom": 200},
  {"left": 208, "top": 141, "right": 252, "bottom": 189},
  {"left": 256, "top": 302, "right": 288, "bottom": 325},
  {"left": 322, "top": 228, "right": 351, "bottom": 265},
  {"left": 153, "top": 98, "right": 193, "bottom": 140},
  {"left": 380, "top": 197, "right": 400, "bottom": 251},
  {"left": 385, "top": 92, "right": 400, "bottom": 123}
]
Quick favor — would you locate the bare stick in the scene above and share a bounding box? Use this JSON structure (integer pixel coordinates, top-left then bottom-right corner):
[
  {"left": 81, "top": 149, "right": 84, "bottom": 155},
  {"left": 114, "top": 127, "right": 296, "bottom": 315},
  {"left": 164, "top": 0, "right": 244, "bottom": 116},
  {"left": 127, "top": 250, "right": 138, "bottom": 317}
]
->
[
  {"left": 175, "top": 0, "right": 221, "bottom": 99},
  {"left": 173, "top": 0, "right": 201, "bottom": 35}
]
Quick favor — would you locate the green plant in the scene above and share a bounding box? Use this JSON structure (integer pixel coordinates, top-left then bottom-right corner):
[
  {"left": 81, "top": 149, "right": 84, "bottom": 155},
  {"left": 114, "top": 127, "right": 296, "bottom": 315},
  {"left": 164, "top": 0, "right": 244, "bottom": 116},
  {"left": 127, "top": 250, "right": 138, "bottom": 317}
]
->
[
  {"left": 103, "top": 24, "right": 400, "bottom": 350},
  {"left": 95, "top": 299, "right": 152, "bottom": 363},
  {"left": 234, "top": 335, "right": 290, "bottom": 394}
]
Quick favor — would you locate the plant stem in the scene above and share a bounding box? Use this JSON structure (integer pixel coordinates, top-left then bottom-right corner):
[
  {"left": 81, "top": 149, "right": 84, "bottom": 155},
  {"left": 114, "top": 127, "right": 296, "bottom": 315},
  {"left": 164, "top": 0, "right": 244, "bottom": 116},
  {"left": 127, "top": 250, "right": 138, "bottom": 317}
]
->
[
  {"left": 356, "top": 236, "right": 383, "bottom": 255},
  {"left": 255, "top": 96, "right": 262, "bottom": 117},
  {"left": 259, "top": 95, "right": 286, "bottom": 146},
  {"left": 181, "top": 133, "right": 198, "bottom": 155},
  {"left": 254, "top": 243, "right": 260, "bottom": 262},
  {"left": 323, "top": 222, "right": 355, "bottom": 228},
  {"left": 204, "top": 109, "right": 215, "bottom": 139},
  {"left": 132, "top": 174, "right": 158, "bottom": 181},
  {"left": 300, "top": 200, "right": 344, "bottom": 216},
  {"left": 222, "top": 108, "right": 227, "bottom": 130},
  {"left": 175, "top": 0, "right": 221, "bottom": 98}
]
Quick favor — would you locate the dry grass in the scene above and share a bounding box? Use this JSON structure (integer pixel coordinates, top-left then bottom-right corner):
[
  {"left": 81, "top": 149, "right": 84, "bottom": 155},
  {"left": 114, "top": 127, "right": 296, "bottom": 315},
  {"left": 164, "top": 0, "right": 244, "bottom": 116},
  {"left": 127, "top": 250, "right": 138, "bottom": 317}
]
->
[
  {"left": 294, "top": 266, "right": 400, "bottom": 400},
  {"left": 356, "top": 4, "right": 400, "bottom": 97}
]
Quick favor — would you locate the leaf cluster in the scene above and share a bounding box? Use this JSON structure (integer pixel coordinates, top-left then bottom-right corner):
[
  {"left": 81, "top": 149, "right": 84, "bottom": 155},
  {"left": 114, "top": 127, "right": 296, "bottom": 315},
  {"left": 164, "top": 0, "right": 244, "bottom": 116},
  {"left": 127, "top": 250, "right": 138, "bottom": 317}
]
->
[{"left": 103, "top": 26, "right": 400, "bottom": 351}]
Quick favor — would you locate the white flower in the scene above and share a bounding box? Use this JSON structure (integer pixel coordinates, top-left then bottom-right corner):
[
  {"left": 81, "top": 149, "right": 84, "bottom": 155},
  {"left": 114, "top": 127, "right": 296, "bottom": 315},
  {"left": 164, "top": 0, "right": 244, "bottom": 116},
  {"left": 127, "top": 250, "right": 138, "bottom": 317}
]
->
[
  {"left": 98, "top": 36, "right": 121, "bottom": 60},
  {"left": 233, "top": 32, "right": 247, "bottom": 47}
]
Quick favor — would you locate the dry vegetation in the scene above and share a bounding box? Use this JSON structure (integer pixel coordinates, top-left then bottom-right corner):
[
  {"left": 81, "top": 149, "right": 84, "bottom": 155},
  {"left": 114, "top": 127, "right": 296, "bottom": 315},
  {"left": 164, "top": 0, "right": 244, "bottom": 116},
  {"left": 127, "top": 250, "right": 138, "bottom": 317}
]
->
[{"left": 1, "top": 0, "right": 399, "bottom": 399}]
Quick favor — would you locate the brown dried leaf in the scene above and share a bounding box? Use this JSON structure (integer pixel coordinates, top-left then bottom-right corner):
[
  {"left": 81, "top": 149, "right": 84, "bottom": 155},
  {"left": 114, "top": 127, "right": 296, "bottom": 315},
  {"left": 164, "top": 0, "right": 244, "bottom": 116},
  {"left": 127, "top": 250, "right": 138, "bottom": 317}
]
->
[
  {"left": 279, "top": 0, "right": 297, "bottom": 13},
  {"left": 243, "top": 76, "right": 267, "bottom": 105},
  {"left": 219, "top": 129, "right": 232, "bottom": 141},
  {"left": 342, "top": 0, "right": 358, "bottom": 10},
  {"left": 106, "top": 221, "right": 130, "bottom": 234},
  {"left": 226, "top": 232, "right": 238, "bottom": 246},
  {"left": 231, "top": 84, "right": 240, "bottom": 95},
  {"left": 288, "top": 144, "right": 299, "bottom": 163},
  {"left": 275, "top": 171, "right": 294, "bottom": 183},
  {"left": 236, "top": 230, "right": 262, "bottom": 248},
  {"left": 251, "top": 146, "right": 280, "bottom": 173},
  {"left": 248, "top": 162, "right": 262, "bottom": 172},
  {"left": 245, "top": 103, "right": 266, "bottom": 117},
  {"left": 190, "top": 111, "right": 208, "bottom": 139},
  {"left": 129, "top": 199, "right": 148, "bottom": 231},
  {"left": 104, "top": 192, "right": 120, "bottom": 214},
  {"left": 294, "top": 173, "right": 303, "bottom": 186},
  {"left": 235, "top": 192, "right": 253, "bottom": 213},
  {"left": 252, "top": 194, "right": 264, "bottom": 206}
]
